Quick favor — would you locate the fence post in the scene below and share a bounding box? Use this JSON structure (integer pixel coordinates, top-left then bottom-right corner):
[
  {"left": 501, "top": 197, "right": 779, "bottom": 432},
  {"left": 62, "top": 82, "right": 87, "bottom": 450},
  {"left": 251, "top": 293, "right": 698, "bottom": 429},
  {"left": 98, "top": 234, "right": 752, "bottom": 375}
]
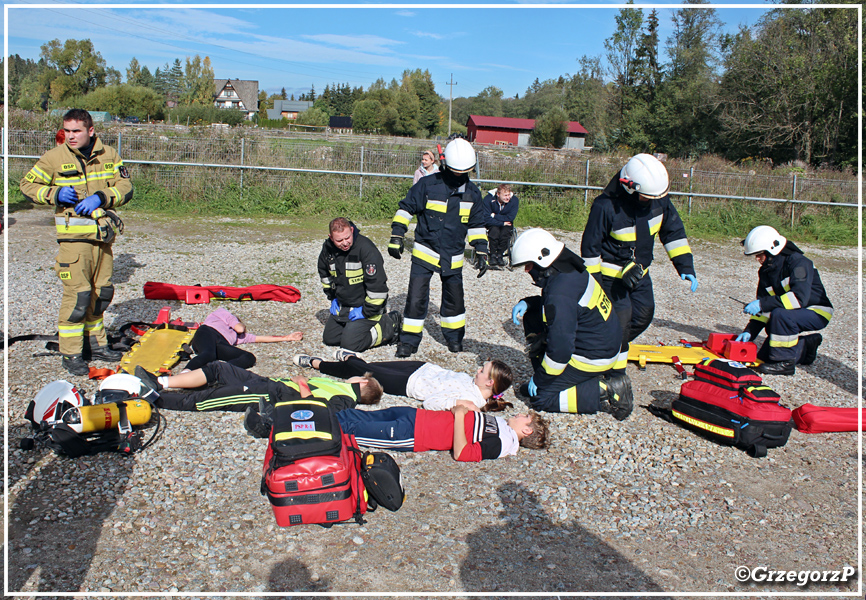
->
[
  {"left": 240, "top": 138, "right": 245, "bottom": 204},
  {"left": 475, "top": 152, "right": 481, "bottom": 180},
  {"left": 688, "top": 166, "right": 694, "bottom": 215},
  {"left": 584, "top": 160, "right": 589, "bottom": 206},
  {"left": 791, "top": 173, "right": 797, "bottom": 228},
  {"left": 359, "top": 145, "right": 365, "bottom": 199},
  {"left": 117, "top": 132, "right": 122, "bottom": 157}
]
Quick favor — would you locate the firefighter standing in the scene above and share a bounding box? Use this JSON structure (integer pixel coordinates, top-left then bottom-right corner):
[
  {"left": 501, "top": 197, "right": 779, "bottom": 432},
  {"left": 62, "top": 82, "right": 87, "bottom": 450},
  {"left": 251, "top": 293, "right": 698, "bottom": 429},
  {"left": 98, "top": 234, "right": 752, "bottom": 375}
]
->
[
  {"left": 388, "top": 137, "right": 489, "bottom": 357},
  {"left": 318, "top": 217, "right": 401, "bottom": 352},
  {"left": 581, "top": 153, "right": 698, "bottom": 350},
  {"left": 19, "top": 109, "right": 133, "bottom": 376},
  {"left": 510, "top": 229, "right": 633, "bottom": 420},
  {"left": 736, "top": 225, "right": 832, "bottom": 376}
]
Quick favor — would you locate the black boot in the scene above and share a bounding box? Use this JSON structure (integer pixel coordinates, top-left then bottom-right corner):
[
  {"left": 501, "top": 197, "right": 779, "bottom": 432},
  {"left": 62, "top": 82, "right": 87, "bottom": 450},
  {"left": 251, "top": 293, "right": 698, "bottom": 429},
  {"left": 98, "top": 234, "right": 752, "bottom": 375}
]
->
[
  {"left": 800, "top": 334, "right": 823, "bottom": 365},
  {"left": 446, "top": 340, "right": 463, "bottom": 353},
  {"left": 395, "top": 343, "right": 417, "bottom": 358},
  {"left": 598, "top": 373, "right": 634, "bottom": 421},
  {"left": 756, "top": 359, "right": 796, "bottom": 376},
  {"left": 89, "top": 345, "right": 124, "bottom": 361},
  {"left": 61, "top": 354, "right": 89, "bottom": 376}
]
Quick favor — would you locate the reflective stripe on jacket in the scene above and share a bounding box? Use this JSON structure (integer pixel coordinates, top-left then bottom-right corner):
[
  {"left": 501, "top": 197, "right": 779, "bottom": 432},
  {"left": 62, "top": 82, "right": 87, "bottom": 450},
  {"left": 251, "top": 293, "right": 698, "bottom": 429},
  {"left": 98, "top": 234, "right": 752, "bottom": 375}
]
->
[
  {"left": 581, "top": 174, "right": 694, "bottom": 280},
  {"left": 391, "top": 172, "right": 488, "bottom": 275},
  {"left": 20, "top": 137, "right": 133, "bottom": 243}
]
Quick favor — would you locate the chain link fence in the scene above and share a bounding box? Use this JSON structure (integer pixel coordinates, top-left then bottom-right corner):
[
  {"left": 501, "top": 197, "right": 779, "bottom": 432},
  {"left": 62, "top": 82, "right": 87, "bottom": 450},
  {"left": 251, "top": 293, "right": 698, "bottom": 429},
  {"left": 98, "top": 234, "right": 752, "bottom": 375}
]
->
[{"left": 6, "top": 129, "right": 858, "bottom": 225}]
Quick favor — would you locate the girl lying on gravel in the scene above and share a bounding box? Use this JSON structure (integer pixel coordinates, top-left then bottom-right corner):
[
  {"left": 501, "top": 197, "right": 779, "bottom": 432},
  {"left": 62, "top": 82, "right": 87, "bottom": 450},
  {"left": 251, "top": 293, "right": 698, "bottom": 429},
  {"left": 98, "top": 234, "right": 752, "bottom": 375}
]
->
[
  {"left": 185, "top": 308, "right": 303, "bottom": 372},
  {"left": 292, "top": 351, "right": 514, "bottom": 412}
]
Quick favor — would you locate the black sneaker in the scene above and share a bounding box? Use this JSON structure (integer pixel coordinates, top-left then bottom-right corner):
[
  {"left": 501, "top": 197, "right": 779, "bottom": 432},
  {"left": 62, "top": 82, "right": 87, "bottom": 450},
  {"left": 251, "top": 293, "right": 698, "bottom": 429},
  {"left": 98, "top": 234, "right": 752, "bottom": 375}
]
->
[
  {"left": 89, "top": 346, "right": 124, "bottom": 361},
  {"left": 446, "top": 340, "right": 463, "bottom": 353},
  {"left": 800, "top": 334, "right": 822, "bottom": 366},
  {"left": 134, "top": 365, "right": 162, "bottom": 400},
  {"left": 395, "top": 343, "right": 417, "bottom": 358},
  {"left": 333, "top": 348, "right": 358, "bottom": 362},
  {"left": 756, "top": 359, "right": 796, "bottom": 376},
  {"left": 243, "top": 406, "right": 272, "bottom": 439},
  {"left": 598, "top": 373, "right": 634, "bottom": 421},
  {"left": 61, "top": 354, "right": 89, "bottom": 376}
]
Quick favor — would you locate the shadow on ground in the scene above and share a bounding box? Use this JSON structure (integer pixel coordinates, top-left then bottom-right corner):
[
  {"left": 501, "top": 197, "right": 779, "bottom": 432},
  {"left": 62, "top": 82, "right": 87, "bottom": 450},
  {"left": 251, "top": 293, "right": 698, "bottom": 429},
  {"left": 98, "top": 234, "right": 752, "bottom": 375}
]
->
[{"left": 460, "top": 482, "right": 668, "bottom": 595}]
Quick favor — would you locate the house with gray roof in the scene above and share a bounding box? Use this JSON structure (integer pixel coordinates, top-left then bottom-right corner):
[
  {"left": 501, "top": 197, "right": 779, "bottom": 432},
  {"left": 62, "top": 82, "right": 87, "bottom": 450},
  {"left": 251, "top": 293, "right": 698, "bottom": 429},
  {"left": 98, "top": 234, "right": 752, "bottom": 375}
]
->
[
  {"left": 214, "top": 79, "right": 259, "bottom": 120},
  {"left": 267, "top": 100, "right": 314, "bottom": 120}
]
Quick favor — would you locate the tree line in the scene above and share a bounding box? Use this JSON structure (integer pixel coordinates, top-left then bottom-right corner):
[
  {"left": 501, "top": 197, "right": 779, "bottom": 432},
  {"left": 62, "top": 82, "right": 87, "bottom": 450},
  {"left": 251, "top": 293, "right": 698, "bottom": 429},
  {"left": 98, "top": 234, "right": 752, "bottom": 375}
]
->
[{"left": 1, "top": 2, "right": 857, "bottom": 169}]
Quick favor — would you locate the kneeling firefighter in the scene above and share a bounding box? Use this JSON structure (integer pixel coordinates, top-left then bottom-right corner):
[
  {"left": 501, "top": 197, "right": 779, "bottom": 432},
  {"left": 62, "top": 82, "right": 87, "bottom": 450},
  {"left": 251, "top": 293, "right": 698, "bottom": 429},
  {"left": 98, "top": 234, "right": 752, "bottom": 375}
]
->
[
  {"left": 510, "top": 228, "right": 634, "bottom": 420},
  {"left": 735, "top": 225, "right": 832, "bottom": 376},
  {"left": 23, "top": 373, "right": 162, "bottom": 457}
]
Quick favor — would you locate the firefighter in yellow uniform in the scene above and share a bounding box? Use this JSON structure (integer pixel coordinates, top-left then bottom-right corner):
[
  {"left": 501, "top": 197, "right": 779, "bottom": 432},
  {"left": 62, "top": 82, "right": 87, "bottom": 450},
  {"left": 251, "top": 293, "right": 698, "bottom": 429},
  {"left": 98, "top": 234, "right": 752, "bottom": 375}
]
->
[{"left": 19, "top": 109, "right": 133, "bottom": 375}]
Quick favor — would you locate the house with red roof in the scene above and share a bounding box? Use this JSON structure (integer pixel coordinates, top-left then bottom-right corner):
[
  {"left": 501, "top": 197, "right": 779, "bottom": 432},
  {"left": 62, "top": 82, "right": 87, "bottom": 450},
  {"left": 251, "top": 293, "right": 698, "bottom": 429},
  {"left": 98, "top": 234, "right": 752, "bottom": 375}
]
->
[{"left": 466, "top": 115, "right": 588, "bottom": 150}]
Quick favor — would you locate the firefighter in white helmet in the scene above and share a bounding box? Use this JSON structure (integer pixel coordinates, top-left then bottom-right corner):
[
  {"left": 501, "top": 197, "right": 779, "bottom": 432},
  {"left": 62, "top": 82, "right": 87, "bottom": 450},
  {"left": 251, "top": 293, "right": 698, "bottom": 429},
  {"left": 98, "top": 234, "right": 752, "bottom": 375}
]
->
[
  {"left": 736, "top": 225, "right": 832, "bottom": 376},
  {"left": 388, "top": 136, "right": 489, "bottom": 357},
  {"left": 581, "top": 153, "right": 697, "bottom": 352},
  {"left": 509, "top": 228, "right": 633, "bottom": 420}
]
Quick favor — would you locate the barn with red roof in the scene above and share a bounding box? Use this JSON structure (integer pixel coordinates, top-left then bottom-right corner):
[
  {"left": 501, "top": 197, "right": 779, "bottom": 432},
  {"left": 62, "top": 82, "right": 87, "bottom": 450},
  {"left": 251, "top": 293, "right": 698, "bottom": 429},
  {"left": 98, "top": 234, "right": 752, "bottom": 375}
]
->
[{"left": 466, "top": 115, "right": 588, "bottom": 150}]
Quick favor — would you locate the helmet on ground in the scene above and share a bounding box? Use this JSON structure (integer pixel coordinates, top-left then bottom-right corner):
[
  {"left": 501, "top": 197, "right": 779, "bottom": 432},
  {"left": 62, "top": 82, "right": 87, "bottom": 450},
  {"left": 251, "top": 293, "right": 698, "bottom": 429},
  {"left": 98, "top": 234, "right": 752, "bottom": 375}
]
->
[
  {"left": 742, "top": 225, "right": 786, "bottom": 256},
  {"left": 511, "top": 228, "right": 565, "bottom": 269},
  {"left": 94, "top": 373, "right": 143, "bottom": 404},
  {"left": 619, "top": 154, "right": 670, "bottom": 199},
  {"left": 28, "top": 380, "right": 86, "bottom": 427},
  {"left": 443, "top": 138, "right": 476, "bottom": 174}
]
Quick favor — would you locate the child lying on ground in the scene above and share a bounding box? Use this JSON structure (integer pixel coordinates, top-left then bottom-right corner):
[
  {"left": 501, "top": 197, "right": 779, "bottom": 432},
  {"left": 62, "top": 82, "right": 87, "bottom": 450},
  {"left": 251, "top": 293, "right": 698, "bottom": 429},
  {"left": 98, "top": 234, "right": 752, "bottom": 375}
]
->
[{"left": 293, "top": 350, "right": 514, "bottom": 412}]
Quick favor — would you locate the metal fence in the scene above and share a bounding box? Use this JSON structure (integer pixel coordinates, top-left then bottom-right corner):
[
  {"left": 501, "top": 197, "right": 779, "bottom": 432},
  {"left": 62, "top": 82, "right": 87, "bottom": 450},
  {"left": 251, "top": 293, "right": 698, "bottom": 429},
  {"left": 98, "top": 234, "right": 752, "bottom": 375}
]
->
[{"left": 6, "top": 129, "right": 858, "bottom": 225}]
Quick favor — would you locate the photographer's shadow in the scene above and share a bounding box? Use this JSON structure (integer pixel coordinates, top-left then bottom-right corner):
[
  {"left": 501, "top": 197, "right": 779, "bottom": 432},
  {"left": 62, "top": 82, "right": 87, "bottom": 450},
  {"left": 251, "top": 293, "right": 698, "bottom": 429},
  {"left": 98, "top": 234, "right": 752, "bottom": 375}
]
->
[{"left": 461, "top": 482, "right": 666, "bottom": 594}]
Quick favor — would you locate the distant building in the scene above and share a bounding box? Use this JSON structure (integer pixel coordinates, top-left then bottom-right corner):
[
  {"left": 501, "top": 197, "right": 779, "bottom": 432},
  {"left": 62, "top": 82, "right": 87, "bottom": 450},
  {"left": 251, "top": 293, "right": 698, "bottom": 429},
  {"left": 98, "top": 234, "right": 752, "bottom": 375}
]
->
[
  {"left": 466, "top": 115, "right": 588, "bottom": 150},
  {"left": 328, "top": 116, "right": 353, "bottom": 134},
  {"left": 213, "top": 79, "right": 259, "bottom": 120},
  {"left": 266, "top": 100, "right": 314, "bottom": 120}
]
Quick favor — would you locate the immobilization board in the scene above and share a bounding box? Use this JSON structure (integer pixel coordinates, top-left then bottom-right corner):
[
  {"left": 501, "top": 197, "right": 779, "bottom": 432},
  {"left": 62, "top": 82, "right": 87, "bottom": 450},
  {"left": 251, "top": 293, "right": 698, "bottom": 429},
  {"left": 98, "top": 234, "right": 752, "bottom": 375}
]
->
[
  {"left": 118, "top": 325, "right": 195, "bottom": 375},
  {"left": 628, "top": 344, "right": 719, "bottom": 370}
]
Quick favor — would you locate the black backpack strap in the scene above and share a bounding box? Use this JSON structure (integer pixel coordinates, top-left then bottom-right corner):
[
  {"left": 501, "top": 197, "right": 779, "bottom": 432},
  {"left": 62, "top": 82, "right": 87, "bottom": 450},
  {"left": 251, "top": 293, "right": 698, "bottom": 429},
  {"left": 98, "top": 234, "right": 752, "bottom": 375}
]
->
[
  {"left": 748, "top": 444, "right": 768, "bottom": 458},
  {"left": 47, "top": 424, "right": 93, "bottom": 457}
]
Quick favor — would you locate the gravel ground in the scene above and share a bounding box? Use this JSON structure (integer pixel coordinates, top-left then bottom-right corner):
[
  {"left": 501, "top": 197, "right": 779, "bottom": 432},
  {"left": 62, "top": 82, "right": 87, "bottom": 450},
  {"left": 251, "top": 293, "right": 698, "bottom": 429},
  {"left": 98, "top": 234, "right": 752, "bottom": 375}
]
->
[{"left": 3, "top": 206, "right": 861, "bottom": 598}]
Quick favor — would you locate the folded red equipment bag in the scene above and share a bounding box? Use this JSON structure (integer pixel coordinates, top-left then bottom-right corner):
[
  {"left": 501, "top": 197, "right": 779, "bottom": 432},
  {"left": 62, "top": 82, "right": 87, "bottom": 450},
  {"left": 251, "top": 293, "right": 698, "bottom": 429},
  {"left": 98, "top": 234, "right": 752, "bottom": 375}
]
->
[{"left": 792, "top": 404, "right": 864, "bottom": 433}]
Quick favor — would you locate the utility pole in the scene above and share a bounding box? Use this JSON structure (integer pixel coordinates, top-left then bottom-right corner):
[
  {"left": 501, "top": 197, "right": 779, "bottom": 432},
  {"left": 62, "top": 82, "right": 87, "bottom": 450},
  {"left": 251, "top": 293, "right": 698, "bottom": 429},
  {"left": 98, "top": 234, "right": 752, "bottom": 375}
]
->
[{"left": 445, "top": 74, "right": 457, "bottom": 137}]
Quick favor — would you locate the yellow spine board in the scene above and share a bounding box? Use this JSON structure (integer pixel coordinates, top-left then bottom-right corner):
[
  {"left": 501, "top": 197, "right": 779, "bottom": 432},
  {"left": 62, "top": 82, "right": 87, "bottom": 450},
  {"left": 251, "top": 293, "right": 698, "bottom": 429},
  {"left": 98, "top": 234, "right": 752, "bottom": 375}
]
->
[{"left": 119, "top": 326, "right": 195, "bottom": 374}]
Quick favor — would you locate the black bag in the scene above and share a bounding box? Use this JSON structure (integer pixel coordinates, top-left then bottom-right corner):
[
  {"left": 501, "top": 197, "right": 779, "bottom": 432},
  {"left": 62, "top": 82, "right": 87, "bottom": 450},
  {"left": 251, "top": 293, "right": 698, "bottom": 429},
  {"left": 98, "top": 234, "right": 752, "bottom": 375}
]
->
[
  {"left": 270, "top": 400, "right": 342, "bottom": 465},
  {"left": 358, "top": 451, "right": 405, "bottom": 512}
]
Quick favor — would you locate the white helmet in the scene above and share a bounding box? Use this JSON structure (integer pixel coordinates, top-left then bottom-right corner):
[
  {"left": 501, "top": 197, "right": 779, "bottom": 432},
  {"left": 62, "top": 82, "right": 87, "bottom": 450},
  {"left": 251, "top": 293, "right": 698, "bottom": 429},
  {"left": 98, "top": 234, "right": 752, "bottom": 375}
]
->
[
  {"left": 443, "top": 138, "right": 476, "bottom": 174},
  {"left": 511, "top": 228, "right": 565, "bottom": 269},
  {"left": 742, "top": 225, "right": 786, "bottom": 256},
  {"left": 28, "top": 380, "right": 86, "bottom": 427},
  {"left": 94, "top": 373, "right": 144, "bottom": 404},
  {"left": 620, "top": 153, "right": 670, "bottom": 199}
]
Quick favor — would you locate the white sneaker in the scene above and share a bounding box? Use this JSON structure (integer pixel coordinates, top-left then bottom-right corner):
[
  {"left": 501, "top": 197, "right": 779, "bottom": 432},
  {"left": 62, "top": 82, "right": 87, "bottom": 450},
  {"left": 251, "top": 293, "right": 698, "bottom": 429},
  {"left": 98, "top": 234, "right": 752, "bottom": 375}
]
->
[{"left": 333, "top": 348, "right": 358, "bottom": 362}]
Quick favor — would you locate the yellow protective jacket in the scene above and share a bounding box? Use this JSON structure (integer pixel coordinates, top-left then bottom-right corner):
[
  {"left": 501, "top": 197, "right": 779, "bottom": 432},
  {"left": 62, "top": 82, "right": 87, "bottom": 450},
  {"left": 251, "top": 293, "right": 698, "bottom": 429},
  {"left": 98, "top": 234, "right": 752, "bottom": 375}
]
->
[{"left": 20, "top": 136, "right": 133, "bottom": 243}]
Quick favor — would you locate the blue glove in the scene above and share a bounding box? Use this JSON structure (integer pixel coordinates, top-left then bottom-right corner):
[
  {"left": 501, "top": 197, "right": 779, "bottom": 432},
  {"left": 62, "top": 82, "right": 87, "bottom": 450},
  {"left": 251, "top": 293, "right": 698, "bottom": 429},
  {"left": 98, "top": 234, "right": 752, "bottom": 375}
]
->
[
  {"left": 744, "top": 300, "right": 762, "bottom": 316},
  {"left": 512, "top": 300, "right": 528, "bottom": 325},
  {"left": 56, "top": 186, "right": 77, "bottom": 205},
  {"left": 329, "top": 299, "right": 341, "bottom": 316},
  {"left": 735, "top": 332, "right": 752, "bottom": 343},
  {"left": 527, "top": 377, "right": 537, "bottom": 397},
  {"left": 348, "top": 306, "right": 365, "bottom": 321},
  {"left": 74, "top": 194, "right": 102, "bottom": 216},
  {"left": 681, "top": 273, "right": 698, "bottom": 292}
]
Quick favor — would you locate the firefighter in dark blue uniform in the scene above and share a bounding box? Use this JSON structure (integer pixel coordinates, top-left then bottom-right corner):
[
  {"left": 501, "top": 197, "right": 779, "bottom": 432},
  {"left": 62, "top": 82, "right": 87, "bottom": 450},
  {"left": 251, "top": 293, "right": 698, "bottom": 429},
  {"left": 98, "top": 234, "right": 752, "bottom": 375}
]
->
[
  {"left": 388, "top": 138, "right": 489, "bottom": 357},
  {"left": 736, "top": 225, "right": 832, "bottom": 376},
  {"left": 317, "top": 217, "right": 401, "bottom": 352},
  {"left": 581, "top": 153, "right": 698, "bottom": 350},
  {"left": 510, "top": 229, "right": 633, "bottom": 420}
]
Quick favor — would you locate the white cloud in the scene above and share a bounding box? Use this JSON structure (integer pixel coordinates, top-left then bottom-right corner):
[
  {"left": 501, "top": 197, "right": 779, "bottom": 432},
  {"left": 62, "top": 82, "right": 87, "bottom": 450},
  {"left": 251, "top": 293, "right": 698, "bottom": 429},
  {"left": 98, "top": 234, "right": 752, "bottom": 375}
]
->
[
  {"left": 300, "top": 33, "right": 405, "bottom": 54},
  {"left": 395, "top": 10, "right": 415, "bottom": 17}
]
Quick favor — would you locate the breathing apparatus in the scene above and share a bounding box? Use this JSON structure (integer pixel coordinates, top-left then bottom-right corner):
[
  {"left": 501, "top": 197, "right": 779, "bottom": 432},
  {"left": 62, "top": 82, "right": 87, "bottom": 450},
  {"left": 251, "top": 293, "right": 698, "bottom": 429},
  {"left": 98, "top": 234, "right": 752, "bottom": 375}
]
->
[{"left": 22, "top": 374, "right": 164, "bottom": 457}]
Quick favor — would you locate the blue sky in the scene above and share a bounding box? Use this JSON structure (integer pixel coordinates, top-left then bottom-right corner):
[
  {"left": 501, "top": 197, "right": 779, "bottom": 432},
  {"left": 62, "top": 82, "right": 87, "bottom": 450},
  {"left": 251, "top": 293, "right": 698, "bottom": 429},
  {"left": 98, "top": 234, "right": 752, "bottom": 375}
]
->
[{"left": 5, "top": 3, "right": 778, "bottom": 100}]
